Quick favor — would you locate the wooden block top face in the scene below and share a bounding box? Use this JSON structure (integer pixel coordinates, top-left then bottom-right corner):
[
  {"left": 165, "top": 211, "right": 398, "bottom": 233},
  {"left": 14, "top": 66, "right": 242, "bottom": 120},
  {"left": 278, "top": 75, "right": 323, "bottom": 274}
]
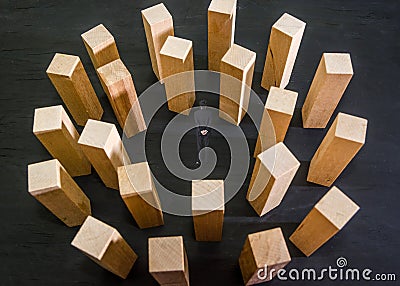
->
[
  {"left": 81, "top": 24, "right": 114, "bottom": 52},
  {"left": 248, "top": 227, "right": 291, "bottom": 267},
  {"left": 257, "top": 142, "right": 300, "bottom": 178},
  {"left": 334, "top": 112, "right": 368, "bottom": 144},
  {"left": 46, "top": 53, "right": 79, "bottom": 77},
  {"left": 221, "top": 44, "right": 256, "bottom": 71},
  {"left": 266, "top": 87, "right": 298, "bottom": 115},
  {"left": 71, "top": 216, "right": 116, "bottom": 260},
  {"left": 118, "top": 162, "right": 152, "bottom": 197},
  {"left": 323, "top": 53, "right": 353, "bottom": 75},
  {"left": 315, "top": 186, "right": 360, "bottom": 229},
  {"left": 33, "top": 105, "right": 63, "bottom": 134},
  {"left": 28, "top": 159, "right": 61, "bottom": 195},
  {"left": 192, "top": 180, "right": 224, "bottom": 212},
  {"left": 160, "top": 36, "right": 192, "bottom": 61},
  {"left": 273, "top": 13, "right": 306, "bottom": 37},
  {"left": 78, "top": 119, "right": 116, "bottom": 149},
  {"left": 141, "top": 3, "right": 172, "bottom": 25},
  {"left": 208, "top": 0, "right": 236, "bottom": 15},
  {"left": 97, "top": 59, "right": 130, "bottom": 86},
  {"left": 149, "top": 236, "right": 185, "bottom": 273}
]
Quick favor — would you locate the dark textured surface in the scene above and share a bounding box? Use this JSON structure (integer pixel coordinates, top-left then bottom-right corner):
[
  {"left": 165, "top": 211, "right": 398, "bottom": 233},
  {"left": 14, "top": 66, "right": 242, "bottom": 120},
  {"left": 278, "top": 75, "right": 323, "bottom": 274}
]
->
[{"left": 1, "top": 0, "right": 399, "bottom": 285}]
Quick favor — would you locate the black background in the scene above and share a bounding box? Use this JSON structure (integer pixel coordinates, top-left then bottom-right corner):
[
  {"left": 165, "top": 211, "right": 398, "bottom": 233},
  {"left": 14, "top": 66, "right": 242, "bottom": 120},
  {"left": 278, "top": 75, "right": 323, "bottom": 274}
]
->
[{"left": 1, "top": 0, "right": 400, "bottom": 285}]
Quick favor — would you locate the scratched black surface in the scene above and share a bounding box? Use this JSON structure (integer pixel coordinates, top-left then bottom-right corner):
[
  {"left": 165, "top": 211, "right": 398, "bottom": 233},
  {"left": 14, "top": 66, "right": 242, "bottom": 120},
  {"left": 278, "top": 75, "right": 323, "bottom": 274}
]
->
[{"left": 1, "top": 0, "right": 399, "bottom": 285}]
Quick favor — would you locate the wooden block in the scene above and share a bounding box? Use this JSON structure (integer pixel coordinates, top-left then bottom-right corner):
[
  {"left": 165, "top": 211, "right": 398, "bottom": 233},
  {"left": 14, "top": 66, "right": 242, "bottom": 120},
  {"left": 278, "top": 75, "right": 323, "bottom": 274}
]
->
[
  {"left": 71, "top": 216, "right": 138, "bottom": 279},
  {"left": 261, "top": 13, "right": 306, "bottom": 91},
  {"left": 118, "top": 162, "right": 164, "bottom": 229},
  {"left": 149, "top": 236, "right": 190, "bottom": 286},
  {"left": 160, "top": 36, "right": 195, "bottom": 115},
  {"left": 290, "top": 186, "right": 360, "bottom": 256},
  {"left": 142, "top": 3, "right": 174, "bottom": 80},
  {"left": 307, "top": 112, "right": 367, "bottom": 186},
  {"left": 208, "top": 0, "right": 237, "bottom": 71},
  {"left": 254, "top": 87, "right": 298, "bottom": 157},
  {"left": 46, "top": 53, "right": 103, "bottom": 126},
  {"left": 81, "top": 24, "right": 120, "bottom": 69},
  {"left": 28, "top": 159, "right": 91, "bottom": 227},
  {"left": 219, "top": 44, "right": 256, "bottom": 125},
  {"left": 302, "top": 53, "right": 354, "bottom": 128},
  {"left": 78, "top": 119, "right": 130, "bottom": 190},
  {"left": 247, "top": 142, "right": 300, "bottom": 216},
  {"left": 192, "top": 180, "right": 224, "bottom": 241},
  {"left": 97, "top": 59, "right": 146, "bottom": 138},
  {"left": 239, "top": 227, "right": 291, "bottom": 285}
]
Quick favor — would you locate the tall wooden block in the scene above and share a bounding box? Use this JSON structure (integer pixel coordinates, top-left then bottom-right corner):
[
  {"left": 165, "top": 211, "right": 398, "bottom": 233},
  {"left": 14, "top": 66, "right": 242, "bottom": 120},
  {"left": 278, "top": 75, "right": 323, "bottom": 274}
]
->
[
  {"left": 118, "top": 162, "right": 164, "bottom": 229},
  {"left": 208, "top": 0, "right": 237, "bottom": 71},
  {"left": 28, "top": 159, "right": 91, "bottom": 227},
  {"left": 160, "top": 36, "right": 195, "bottom": 115},
  {"left": 142, "top": 3, "right": 174, "bottom": 80},
  {"left": 302, "top": 53, "right": 354, "bottom": 128},
  {"left": 307, "top": 112, "right": 367, "bottom": 187},
  {"left": 78, "top": 120, "right": 130, "bottom": 190},
  {"left": 219, "top": 44, "right": 256, "bottom": 125},
  {"left": 97, "top": 59, "right": 146, "bottom": 138},
  {"left": 71, "top": 216, "right": 138, "bottom": 279},
  {"left": 254, "top": 87, "right": 298, "bottom": 157},
  {"left": 192, "top": 180, "right": 224, "bottom": 241},
  {"left": 239, "top": 228, "right": 291, "bottom": 285},
  {"left": 46, "top": 53, "right": 103, "bottom": 126},
  {"left": 290, "top": 186, "right": 360, "bottom": 256},
  {"left": 149, "top": 236, "right": 190, "bottom": 286},
  {"left": 81, "top": 24, "right": 120, "bottom": 69},
  {"left": 261, "top": 13, "right": 306, "bottom": 91},
  {"left": 247, "top": 142, "right": 300, "bottom": 217}
]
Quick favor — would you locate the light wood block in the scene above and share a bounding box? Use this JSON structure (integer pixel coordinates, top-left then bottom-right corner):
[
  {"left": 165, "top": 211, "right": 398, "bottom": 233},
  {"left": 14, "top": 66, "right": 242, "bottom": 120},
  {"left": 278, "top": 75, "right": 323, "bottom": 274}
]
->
[
  {"left": 290, "top": 186, "right": 360, "bottom": 256},
  {"left": 46, "top": 53, "right": 103, "bottom": 126},
  {"left": 97, "top": 59, "right": 146, "bottom": 138},
  {"left": 78, "top": 119, "right": 130, "bottom": 190},
  {"left": 149, "top": 236, "right": 190, "bottom": 286},
  {"left": 81, "top": 24, "right": 120, "bottom": 69},
  {"left": 118, "top": 162, "right": 164, "bottom": 229},
  {"left": 261, "top": 13, "right": 306, "bottom": 91},
  {"left": 239, "top": 227, "right": 291, "bottom": 285},
  {"left": 28, "top": 159, "right": 91, "bottom": 227},
  {"left": 192, "top": 180, "right": 224, "bottom": 241},
  {"left": 247, "top": 142, "right": 300, "bottom": 217},
  {"left": 302, "top": 53, "right": 354, "bottom": 128},
  {"left": 307, "top": 112, "right": 367, "bottom": 186},
  {"left": 142, "top": 3, "right": 174, "bottom": 80},
  {"left": 208, "top": 0, "right": 237, "bottom": 71},
  {"left": 219, "top": 44, "right": 256, "bottom": 125},
  {"left": 160, "top": 36, "right": 195, "bottom": 115},
  {"left": 71, "top": 216, "right": 138, "bottom": 279},
  {"left": 254, "top": 87, "right": 298, "bottom": 157}
]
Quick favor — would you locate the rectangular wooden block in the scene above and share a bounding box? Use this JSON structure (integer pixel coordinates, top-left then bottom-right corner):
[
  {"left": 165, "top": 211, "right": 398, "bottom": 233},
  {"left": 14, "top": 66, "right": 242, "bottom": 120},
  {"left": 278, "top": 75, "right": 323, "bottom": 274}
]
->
[
  {"left": 118, "top": 162, "right": 164, "bottom": 229},
  {"left": 71, "top": 216, "right": 138, "bottom": 279},
  {"left": 46, "top": 53, "right": 103, "bottom": 126},
  {"left": 142, "top": 3, "right": 174, "bottom": 80},
  {"left": 81, "top": 24, "right": 120, "bottom": 69},
  {"left": 78, "top": 119, "right": 130, "bottom": 190},
  {"left": 208, "top": 0, "right": 237, "bottom": 71},
  {"left": 239, "top": 227, "right": 291, "bottom": 285},
  {"left": 97, "top": 59, "right": 146, "bottom": 138},
  {"left": 28, "top": 159, "right": 91, "bottom": 227},
  {"left": 192, "top": 180, "right": 224, "bottom": 241},
  {"left": 290, "top": 186, "right": 360, "bottom": 256},
  {"left": 219, "top": 44, "right": 256, "bottom": 125},
  {"left": 247, "top": 142, "right": 300, "bottom": 216},
  {"left": 160, "top": 36, "right": 195, "bottom": 115},
  {"left": 149, "top": 236, "right": 190, "bottom": 286},
  {"left": 261, "top": 13, "right": 306, "bottom": 91},
  {"left": 307, "top": 112, "right": 367, "bottom": 186},
  {"left": 254, "top": 87, "right": 298, "bottom": 157},
  {"left": 302, "top": 53, "right": 354, "bottom": 128}
]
